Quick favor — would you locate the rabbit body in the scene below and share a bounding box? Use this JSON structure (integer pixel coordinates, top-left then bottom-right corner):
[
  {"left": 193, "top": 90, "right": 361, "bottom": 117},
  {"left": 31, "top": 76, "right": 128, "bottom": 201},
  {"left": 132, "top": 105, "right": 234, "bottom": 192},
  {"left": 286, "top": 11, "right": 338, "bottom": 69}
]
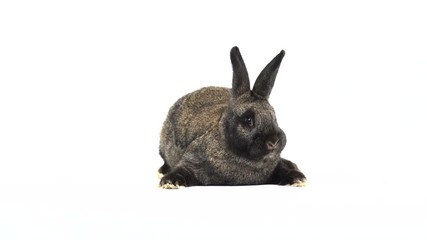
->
[{"left": 158, "top": 47, "right": 306, "bottom": 188}]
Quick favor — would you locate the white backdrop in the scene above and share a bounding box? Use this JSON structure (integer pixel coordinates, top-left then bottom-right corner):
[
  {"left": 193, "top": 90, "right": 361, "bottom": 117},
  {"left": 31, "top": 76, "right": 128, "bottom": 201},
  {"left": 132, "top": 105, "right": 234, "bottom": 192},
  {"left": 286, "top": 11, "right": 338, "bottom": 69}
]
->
[{"left": 1, "top": 1, "right": 426, "bottom": 239}]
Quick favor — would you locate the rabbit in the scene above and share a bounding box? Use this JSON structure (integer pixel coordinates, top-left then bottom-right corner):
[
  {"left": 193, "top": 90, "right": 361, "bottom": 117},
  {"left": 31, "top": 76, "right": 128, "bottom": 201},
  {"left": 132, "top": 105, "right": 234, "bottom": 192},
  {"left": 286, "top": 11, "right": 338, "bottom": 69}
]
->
[{"left": 158, "top": 46, "right": 306, "bottom": 189}]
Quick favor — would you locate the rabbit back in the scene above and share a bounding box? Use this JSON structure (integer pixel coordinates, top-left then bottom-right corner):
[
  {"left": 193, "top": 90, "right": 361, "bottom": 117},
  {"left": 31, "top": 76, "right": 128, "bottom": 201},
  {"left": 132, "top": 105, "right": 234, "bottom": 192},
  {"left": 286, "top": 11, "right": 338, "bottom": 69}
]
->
[{"left": 159, "top": 86, "right": 229, "bottom": 168}]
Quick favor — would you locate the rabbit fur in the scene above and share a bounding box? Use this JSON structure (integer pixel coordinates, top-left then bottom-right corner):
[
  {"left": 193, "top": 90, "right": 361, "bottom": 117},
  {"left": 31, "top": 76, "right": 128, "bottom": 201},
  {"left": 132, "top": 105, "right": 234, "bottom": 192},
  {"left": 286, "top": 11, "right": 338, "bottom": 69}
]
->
[{"left": 158, "top": 47, "right": 306, "bottom": 189}]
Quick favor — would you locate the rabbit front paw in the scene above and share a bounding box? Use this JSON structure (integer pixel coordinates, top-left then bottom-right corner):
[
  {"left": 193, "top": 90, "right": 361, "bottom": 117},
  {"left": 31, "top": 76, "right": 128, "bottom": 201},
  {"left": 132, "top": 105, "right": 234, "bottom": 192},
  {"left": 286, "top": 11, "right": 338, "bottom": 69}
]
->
[
  {"left": 290, "top": 178, "right": 307, "bottom": 187},
  {"left": 158, "top": 167, "right": 199, "bottom": 189},
  {"left": 272, "top": 169, "right": 307, "bottom": 187},
  {"left": 285, "top": 170, "right": 307, "bottom": 187},
  {"left": 159, "top": 173, "right": 186, "bottom": 189},
  {"left": 159, "top": 182, "right": 185, "bottom": 189}
]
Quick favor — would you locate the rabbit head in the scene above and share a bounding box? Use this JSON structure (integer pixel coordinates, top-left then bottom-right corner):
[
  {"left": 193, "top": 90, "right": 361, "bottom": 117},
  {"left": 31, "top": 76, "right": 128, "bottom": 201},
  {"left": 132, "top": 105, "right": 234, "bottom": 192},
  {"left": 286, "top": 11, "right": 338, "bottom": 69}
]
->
[{"left": 221, "top": 47, "right": 287, "bottom": 161}]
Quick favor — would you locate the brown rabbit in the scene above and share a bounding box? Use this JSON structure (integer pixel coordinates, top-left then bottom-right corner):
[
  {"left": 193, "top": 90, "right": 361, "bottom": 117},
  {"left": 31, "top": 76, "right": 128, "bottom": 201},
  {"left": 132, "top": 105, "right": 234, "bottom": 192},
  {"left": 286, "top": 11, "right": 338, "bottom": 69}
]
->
[{"left": 158, "top": 47, "right": 306, "bottom": 189}]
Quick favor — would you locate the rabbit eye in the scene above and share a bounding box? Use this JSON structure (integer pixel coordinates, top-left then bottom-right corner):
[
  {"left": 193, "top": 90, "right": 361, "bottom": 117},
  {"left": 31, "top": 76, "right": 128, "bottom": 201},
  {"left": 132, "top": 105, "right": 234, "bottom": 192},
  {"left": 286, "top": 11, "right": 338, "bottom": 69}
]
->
[
  {"left": 243, "top": 116, "right": 254, "bottom": 127},
  {"left": 240, "top": 110, "right": 255, "bottom": 128},
  {"left": 239, "top": 110, "right": 255, "bottom": 128}
]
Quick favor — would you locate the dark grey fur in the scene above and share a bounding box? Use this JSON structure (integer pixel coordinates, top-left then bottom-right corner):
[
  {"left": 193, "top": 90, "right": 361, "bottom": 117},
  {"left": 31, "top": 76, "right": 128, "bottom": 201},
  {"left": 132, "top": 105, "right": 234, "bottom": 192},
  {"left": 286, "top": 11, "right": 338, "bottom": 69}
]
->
[{"left": 158, "top": 47, "right": 306, "bottom": 188}]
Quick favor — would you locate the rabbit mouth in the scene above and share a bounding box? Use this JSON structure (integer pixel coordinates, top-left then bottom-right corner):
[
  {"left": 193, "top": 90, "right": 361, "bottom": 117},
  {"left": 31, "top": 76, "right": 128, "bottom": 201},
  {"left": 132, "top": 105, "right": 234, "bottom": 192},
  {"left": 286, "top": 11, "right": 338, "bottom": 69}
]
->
[
  {"left": 246, "top": 138, "right": 282, "bottom": 160},
  {"left": 266, "top": 139, "right": 281, "bottom": 151}
]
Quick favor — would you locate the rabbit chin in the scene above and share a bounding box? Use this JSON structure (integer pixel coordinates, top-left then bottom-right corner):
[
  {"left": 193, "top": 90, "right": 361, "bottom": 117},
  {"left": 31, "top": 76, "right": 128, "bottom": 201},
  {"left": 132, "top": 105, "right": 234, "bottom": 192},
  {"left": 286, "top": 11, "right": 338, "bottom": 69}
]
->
[
  {"left": 262, "top": 151, "right": 281, "bottom": 161},
  {"left": 244, "top": 146, "right": 282, "bottom": 161}
]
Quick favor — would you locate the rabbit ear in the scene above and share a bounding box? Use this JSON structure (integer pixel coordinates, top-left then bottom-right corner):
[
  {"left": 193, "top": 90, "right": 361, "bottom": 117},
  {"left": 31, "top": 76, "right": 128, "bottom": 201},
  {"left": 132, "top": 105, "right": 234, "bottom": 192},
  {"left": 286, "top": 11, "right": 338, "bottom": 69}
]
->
[
  {"left": 252, "top": 50, "right": 285, "bottom": 99},
  {"left": 230, "top": 46, "right": 250, "bottom": 97}
]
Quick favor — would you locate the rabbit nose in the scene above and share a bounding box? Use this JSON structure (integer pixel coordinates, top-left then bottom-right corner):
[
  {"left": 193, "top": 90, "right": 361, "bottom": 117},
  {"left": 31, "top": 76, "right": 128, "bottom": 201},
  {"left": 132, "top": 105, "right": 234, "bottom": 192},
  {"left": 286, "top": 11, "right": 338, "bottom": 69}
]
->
[{"left": 266, "top": 139, "right": 280, "bottom": 151}]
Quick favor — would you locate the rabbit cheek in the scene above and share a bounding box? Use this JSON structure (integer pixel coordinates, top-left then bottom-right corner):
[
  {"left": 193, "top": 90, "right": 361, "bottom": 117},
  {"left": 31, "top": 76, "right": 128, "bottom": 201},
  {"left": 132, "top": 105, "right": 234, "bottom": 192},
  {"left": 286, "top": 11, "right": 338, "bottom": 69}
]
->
[
  {"left": 227, "top": 133, "right": 252, "bottom": 159},
  {"left": 228, "top": 132, "right": 269, "bottom": 160},
  {"left": 224, "top": 121, "right": 254, "bottom": 159}
]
